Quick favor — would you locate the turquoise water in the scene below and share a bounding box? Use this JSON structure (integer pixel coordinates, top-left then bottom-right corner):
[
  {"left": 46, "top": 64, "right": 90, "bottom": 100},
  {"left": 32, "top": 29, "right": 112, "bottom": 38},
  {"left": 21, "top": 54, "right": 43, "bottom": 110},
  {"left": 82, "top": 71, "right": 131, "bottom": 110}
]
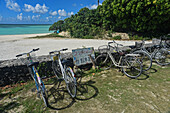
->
[{"left": 0, "top": 24, "right": 53, "bottom": 35}]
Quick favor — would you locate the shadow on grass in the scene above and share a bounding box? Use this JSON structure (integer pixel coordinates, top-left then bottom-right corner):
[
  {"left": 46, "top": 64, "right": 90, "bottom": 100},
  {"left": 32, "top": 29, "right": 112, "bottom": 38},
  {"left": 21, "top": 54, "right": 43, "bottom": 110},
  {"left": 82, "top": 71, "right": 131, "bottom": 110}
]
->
[
  {"left": 75, "top": 69, "right": 99, "bottom": 100},
  {"left": 47, "top": 71, "right": 99, "bottom": 110},
  {"left": 47, "top": 80, "right": 75, "bottom": 110},
  {"left": 75, "top": 80, "right": 99, "bottom": 101},
  {"left": 0, "top": 102, "right": 20, "bottom": 113},
  {"left": 136, "top": 68, "right": 157, "bottom": 80}
]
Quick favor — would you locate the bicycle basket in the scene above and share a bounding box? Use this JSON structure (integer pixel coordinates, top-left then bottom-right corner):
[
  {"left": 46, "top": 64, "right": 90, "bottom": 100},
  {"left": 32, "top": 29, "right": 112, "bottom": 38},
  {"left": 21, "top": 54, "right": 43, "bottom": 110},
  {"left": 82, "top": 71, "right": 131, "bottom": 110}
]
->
[
  {"left": 98, "top": 45, "right": 109, "bottom": 53},
  {"left": 135, "top": 42, "right": 143, "bottom": 48},
  {"left": 152, "top": 38, "right": 161, "bottom": 45}
]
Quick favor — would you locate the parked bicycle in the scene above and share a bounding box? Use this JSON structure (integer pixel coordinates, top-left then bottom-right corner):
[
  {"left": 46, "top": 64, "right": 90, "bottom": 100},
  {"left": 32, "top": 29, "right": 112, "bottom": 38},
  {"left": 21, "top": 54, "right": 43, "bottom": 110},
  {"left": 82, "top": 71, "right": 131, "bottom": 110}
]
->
[
  {"left": 129, "top": 42, "right": 152, "bottom": 71},
  {"left": 130, "top": 37, "right": 170, "bottom": 66},
  {"left": 95, "top": 40, "right": 143, "bottom": 79},
  {"left": 49, "top": 48, "right": 77, "bottom": 98},
  {"left": 16, "top": 48, "right": 48, "bottom": 107}
]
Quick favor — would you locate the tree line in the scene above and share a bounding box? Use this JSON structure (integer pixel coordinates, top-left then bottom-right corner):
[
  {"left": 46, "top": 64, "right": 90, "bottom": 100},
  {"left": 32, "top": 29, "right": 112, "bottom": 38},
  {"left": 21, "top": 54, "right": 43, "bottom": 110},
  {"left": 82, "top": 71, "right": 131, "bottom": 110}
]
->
[{"left": 49, "top": 0, "right": 170, "bottom": 39}]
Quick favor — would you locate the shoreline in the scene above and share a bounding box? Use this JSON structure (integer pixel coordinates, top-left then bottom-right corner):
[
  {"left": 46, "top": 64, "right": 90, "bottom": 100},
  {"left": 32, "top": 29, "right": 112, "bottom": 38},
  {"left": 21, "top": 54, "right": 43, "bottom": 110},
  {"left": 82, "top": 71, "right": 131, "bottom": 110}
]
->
[{"left": 0, "top": 33, "right": 51, "bottom": 42}]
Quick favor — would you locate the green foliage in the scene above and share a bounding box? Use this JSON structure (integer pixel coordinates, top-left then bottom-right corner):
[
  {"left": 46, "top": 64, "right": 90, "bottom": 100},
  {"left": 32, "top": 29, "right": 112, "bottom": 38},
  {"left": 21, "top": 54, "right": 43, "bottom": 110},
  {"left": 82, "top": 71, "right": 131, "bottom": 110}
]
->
[
  {"left": 107, "top": 31, "right": 112, "bottom": 37},
  {"left": 50, "top": 0, "right": 170, "bottom": 39},
  {"left": 101, "top": 0, "right": 170, "bottom": 36},
  {"left": 113, "top": 35, "right": 121, "bottom": 40},
  {"left": 37, "top": 62, "right": 53, "bottom": 77},
  {"left": 29, "top": 33, "right": 64, "bottom": 39},
  {"left": 50, "top": 7, "right": 104, "bottom": 38},
  {"left": 49, "top": 20, "right": 65, "bottom": 31},
  {"left": 82, "top": 35, "right": 94, "bottom": 39}
]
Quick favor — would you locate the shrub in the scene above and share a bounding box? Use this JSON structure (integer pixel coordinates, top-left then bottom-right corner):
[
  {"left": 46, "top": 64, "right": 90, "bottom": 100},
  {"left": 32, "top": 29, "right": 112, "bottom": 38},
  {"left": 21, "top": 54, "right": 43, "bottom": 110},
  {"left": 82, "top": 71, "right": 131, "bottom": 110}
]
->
[{"left": 113, "top": 35, "right": 121, "bottom": 40}]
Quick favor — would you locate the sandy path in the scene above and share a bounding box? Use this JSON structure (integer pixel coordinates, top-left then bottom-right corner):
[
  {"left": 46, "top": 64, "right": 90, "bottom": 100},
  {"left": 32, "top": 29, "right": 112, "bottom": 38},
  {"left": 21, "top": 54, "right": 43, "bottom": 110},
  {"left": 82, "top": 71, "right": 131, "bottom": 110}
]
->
[{"left": 0, "top": 34, "right": 152, "bottom": 61}]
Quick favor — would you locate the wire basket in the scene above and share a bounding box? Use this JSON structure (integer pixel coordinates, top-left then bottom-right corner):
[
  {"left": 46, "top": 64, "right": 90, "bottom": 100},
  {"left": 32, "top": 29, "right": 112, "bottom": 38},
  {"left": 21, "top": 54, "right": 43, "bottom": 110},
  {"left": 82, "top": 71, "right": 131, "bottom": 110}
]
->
[
  {"left": 152, "top": 38, "right": 161, "bottom": 45},
  {"left": 98, "top": 45, "right": 109, "bottom": 53},
  {"left": 135, "top": 42, "right": 143, "bottom": 48}
]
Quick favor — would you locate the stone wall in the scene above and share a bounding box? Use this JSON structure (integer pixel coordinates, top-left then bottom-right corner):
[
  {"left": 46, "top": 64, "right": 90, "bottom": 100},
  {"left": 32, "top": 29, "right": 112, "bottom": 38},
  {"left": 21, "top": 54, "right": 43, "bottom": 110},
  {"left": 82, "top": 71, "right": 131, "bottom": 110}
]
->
[{"left": 0, "top": 52, "right": 73, "bottom": 87}]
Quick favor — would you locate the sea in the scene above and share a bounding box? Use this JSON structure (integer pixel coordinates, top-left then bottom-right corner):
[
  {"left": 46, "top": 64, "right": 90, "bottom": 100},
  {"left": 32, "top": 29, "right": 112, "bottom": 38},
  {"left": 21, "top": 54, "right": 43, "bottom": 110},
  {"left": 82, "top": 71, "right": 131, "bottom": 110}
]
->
[{"left": 0, "top": 24, "right": 53, "bottom": 35}]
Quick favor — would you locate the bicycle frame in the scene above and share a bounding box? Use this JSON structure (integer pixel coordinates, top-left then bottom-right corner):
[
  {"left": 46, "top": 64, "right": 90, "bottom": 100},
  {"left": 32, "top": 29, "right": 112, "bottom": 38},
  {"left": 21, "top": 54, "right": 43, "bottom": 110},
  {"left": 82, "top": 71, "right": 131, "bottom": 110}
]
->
[
  {"left": 27, "top": 53, "right": 45, "bottom": 91},
  {"left": 51, "top": 52, "right": 68, "bottom": 81},
  {"left": 107, "top": 51, "right": 139, "bottom": 68}
]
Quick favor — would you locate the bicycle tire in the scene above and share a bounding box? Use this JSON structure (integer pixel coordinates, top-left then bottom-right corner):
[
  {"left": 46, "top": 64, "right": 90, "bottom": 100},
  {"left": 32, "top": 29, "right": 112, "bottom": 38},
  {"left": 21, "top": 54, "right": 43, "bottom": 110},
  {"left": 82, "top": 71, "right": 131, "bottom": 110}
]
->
[
  {"left": 132, "top": 50, "right": 152, "bottom": 71},
  {"left": 95, "top": 54, "right": 113, "bottom": 70},
  {"left": 52, "top": 61, "right": 62, "bottom": 79},
  {"left": 122, "top": 55, "right": 143, "bottom": 79},
  {"left": 65, "top": 66, "right": 77, "bottom": 98},
  {"left": 155, "top": 48, "right": 170, "bottom": 66}
]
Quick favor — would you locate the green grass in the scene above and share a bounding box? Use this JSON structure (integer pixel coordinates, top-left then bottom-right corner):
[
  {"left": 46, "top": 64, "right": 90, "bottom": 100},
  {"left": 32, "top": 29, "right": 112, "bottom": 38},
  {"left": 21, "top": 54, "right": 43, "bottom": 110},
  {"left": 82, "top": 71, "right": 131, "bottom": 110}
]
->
[
  {"left": 0, "top": 64, "right": 170, "bottom": 112},
  {"left": 28, "top": 33, "right": 65, "bottom": 39}
]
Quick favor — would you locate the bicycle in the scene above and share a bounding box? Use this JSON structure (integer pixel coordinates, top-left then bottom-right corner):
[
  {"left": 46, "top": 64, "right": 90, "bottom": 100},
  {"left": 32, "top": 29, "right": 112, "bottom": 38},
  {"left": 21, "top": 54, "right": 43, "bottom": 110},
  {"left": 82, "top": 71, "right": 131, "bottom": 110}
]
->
[
  {"left": 49, "top": 48, "right": 77, "bottom": 98},
  {"left": 16, "top": 48, "right": 48, "bottom": 107},
  {"left": 130, "top": 37, "right": 170, "bottom": 66},
  {"left": 95, "top": 40, "right": 143, "bottom": 79},
  {"left": 129, "top": 42, "right": 152, "bottom": 71}
]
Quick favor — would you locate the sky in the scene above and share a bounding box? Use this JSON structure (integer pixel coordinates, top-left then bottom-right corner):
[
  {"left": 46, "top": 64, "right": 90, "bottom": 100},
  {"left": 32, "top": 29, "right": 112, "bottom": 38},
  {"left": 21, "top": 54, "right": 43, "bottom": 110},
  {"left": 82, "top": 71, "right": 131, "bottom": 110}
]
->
[{"left": 0, "top": 0, "right": 104, "bottom": 24}]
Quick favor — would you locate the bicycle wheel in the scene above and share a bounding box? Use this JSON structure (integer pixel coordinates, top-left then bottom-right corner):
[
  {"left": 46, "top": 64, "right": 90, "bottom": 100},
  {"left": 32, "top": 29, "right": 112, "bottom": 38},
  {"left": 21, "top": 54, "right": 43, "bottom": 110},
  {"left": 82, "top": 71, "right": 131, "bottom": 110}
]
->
[
  {"left": 95, "top": 54, "right": 113, "bottom": 70},
  {"left": 65, "top": 67, "right": 77, "bottom": 98},
  {"left": 155, "top": 48, "right": 170, "bottom": 66},
  {"left": 52, "top": 61, "right": 62, "bottom": 79},
  {"left": 132, "top": 50, "right": 152, "bottom": 71},
  {"left": 122, "top": 55, "right": 143, "bottom": 78}
]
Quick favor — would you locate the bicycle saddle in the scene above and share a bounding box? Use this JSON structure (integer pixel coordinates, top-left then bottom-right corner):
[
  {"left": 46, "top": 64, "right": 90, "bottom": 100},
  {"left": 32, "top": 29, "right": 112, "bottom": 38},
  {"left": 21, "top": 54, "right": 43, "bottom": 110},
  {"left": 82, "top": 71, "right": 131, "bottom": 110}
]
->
[
  {"left": 129, "top": 45, "right": 136, "bottom": 49},
  {"left": 28, "top": 62, "right": 39, "bottom": 67}
]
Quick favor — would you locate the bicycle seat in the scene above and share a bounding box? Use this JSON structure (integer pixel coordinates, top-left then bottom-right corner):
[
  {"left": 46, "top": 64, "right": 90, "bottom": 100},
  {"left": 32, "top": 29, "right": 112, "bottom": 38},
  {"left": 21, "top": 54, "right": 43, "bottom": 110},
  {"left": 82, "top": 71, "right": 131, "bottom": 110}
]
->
[
  {"left": 28, "top": 62, "right": 39, "bottom": 67},
  {"left": 129, "top": 45, "right": 136, "bottom": 49},
  {"left": 108, "top": 42, "right": 113, "bottom": 45}
]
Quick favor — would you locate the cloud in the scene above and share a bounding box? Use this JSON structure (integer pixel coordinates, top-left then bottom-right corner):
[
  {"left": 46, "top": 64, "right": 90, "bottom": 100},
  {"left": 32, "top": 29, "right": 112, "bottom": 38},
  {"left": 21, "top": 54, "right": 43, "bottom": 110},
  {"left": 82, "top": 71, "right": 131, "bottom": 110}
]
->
[
  {"left": 0, "top": 16, "right": 2, "bottom": 21},
  {"left": 17, "top": 13, "right": 22, "bottom": 20},
  {"left": 58, "top": 9, "right": 67, "bottom": 17},
  {"left": 24, "top": 4, "right": 34, "bottom": 12},
  {"left": 5, "top": 0, "right": 21, "bottom": 12},
  {"left": 34, "top": 4, "right": 48, "bottom": 14},
  {"left": 23, "top": 16, "right": 31, "bottom": 21},
  {"left": 49, "top": 11, "right": 57, "bottom": 16},
  {"left": 32, "top": 15, "right": 41, "bottom": 21},
  {"left": 87, "top": 3, "right": 102, "bottom": 9},
  {"left": 24, "top": 4, "right": 48, "bottom": 14},
  {"left": 72, "top": 3, "right": 77, "bottom": 7},
  {"left": 46, "top": 16, "right": 52, "bottom": 21},
  {"left": 80, "top": 4, "right": 83, "bottom": 6},
  {"left": 68, "top": 12, "right": 74, "bottom": 16},
  {"left": 58, "top": 16, "right": 61, "bottom": 19}
]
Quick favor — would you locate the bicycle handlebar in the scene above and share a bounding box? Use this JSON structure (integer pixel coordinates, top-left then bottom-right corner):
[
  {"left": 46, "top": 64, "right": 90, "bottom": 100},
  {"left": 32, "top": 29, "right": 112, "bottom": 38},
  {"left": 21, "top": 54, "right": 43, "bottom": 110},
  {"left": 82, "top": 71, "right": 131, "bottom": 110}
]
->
[
  {"left": 16, "top": 48, "right": 40, "bottom": 57},
  {"left": 49, "top": 48, "right": 68, "bottom": 54},
  {"left": 33, "top": 48, "right": 39, "bottom": 51}
]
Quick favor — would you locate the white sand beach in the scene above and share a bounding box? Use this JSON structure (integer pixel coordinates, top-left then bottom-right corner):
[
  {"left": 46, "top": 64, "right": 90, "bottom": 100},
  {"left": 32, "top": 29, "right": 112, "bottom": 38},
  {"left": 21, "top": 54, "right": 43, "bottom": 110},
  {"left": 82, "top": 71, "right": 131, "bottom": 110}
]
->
[{"left": 0, "top": 33, "right": 151, "bottom": 61}]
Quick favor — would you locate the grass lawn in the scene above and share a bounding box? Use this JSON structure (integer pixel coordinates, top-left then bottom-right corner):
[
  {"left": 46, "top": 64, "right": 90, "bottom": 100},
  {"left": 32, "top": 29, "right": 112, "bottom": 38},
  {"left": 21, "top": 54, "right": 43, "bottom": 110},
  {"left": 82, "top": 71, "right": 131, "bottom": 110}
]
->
[{"left": 0, "top": 64, "right": 170, "bottom": 113}]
